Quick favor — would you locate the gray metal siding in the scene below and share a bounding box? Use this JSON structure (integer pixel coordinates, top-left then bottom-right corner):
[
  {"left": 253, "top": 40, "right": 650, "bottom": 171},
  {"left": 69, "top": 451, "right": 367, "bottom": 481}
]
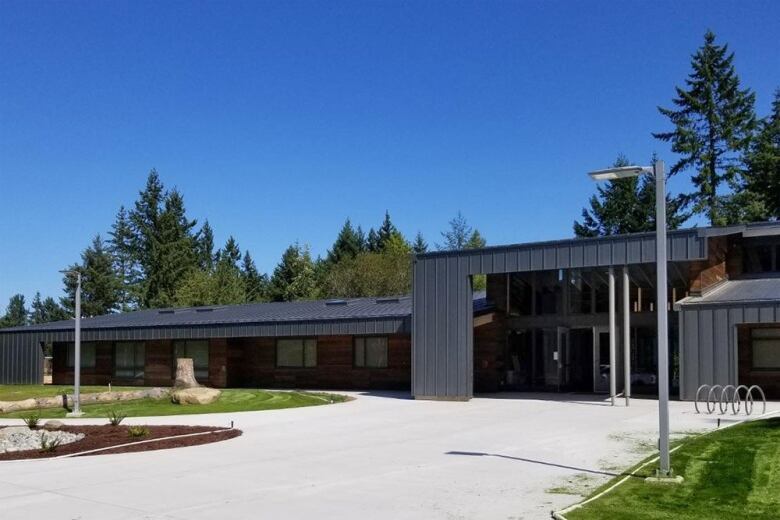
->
[
  {"left": 412, "top": 231, "right": 708, "bottom": 399},
  {"left": 678, "top": 303, "right": 780, "bottom": 400},
  {"left": 0, "top": 333, "right": 43, "bottom": 384}
]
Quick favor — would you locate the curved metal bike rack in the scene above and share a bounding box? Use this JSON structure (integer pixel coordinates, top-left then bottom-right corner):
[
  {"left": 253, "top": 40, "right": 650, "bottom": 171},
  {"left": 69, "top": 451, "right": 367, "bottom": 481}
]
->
[{"left": 694, "top": 383, "right": 767, "bottom": 416}]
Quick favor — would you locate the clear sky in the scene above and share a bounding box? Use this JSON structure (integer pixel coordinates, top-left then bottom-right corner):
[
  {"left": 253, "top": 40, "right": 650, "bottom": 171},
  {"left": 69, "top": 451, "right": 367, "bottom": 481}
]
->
[{"left": 1, "top": 0, "right": 778, "bottom": 310}]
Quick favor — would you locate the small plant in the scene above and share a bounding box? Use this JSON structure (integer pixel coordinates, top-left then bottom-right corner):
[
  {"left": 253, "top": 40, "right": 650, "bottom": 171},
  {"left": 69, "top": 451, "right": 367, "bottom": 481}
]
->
[
  {"left": 107, "top": 408, "right": 127, "bottom": 426},
  {"left": 39, "top": 432, "right": 62, "bottom": 453},
  {"left": 22, "top": 413, "right": 40, "bottom": 429},
  {"left": 127, "top": 425, "right": 150, "bottom": 438}
]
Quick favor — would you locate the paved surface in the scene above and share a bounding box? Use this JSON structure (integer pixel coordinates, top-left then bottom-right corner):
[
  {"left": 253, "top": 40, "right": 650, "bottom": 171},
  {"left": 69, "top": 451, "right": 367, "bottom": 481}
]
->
[{"left": 0, "top": 392, "right": 775, "bottom": 520}]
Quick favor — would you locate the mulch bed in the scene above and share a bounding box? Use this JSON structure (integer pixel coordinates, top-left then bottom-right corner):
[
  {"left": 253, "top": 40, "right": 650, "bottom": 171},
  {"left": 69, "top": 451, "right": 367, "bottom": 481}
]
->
[{"left": 0, "top": 425, "right": 242, "bottom": 461}]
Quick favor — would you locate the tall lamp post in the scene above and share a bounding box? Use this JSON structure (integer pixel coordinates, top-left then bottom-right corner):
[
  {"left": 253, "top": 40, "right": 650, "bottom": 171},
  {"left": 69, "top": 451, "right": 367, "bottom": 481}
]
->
[
  {"left": 588, "top": 160, "right": 673, "bottom": 478},
  {"left": 61, "top": 270, "right": 84, "bottom": 417}
]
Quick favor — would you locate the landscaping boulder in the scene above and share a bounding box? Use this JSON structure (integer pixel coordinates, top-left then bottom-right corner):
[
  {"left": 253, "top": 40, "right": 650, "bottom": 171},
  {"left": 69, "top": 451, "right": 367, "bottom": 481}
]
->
[
  {"left": 43, "top": 420, "right": 65, "bottom": 430},
  {"left": 174, "top": 358, "right": 200, "bottom": 388},
  {"left": 171, "top": 387, "right": 221, "bottom": 405}
]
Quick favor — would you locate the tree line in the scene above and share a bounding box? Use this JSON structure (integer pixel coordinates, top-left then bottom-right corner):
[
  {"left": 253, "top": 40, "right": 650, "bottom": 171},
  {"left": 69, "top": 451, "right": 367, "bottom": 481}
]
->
[
  {"left": 575, "top": 30, "right": 779, "bottom": 236},
  {"left": 0, "top": 172, "right": 486, "bottom": 326}
]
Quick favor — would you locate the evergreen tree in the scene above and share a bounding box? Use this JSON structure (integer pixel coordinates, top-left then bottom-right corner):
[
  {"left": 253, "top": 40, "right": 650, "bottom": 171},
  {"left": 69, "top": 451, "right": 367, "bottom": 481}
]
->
[
  {"left": 437, "top": 211, "right": 485, "bottom": 250},
  {"left": 327, "top": 219, "right": 364, "bottom": 264},
  {"left": 366, "top": 228, "right": 380, "bottom": 253},
  {"left": 742, "top": 89, "right": 780, "bottom": 220},
  {"left": 217, "top": 236, "right": 242, "bottom": 267},
  {"left": 574, "top": 155, "right": 689, "bottom": 237},
  {"left": 412, "top": 232, "right": 428, "bottom": 254},
  {"left": 196, "top": 220, "right": 216, "bottom": 271},
  {"left": 654, "top": 30, "right": 757, "bottom": 225},
  {"left": 108, "top": 206, "right": 140, "bottom": 311},
  {"left": 268, "top": 243, "right": 318, "bottom": 301},
  {"left": 144, "top": 188, "right": 198, "bottom": 307},
  {"left": 30, "top": 292, "right": 70, "bottom": 324},
  {"left": 377, "top": 211, "right": 398, "bottom": 251},
  {"left": 61, "top": 235, "right": 122, "bottom": 317},
  {"left": 242, "top": 251, "right": 268, "bottom": 302},
  {"left": 0, "top": 294, "right": 28, "bottom": 328}
]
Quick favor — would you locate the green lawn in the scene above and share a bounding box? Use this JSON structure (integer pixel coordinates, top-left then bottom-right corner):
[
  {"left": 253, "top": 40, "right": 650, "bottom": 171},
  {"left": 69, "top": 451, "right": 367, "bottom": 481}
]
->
[
  {"left": 0, "top": 384, "right": 144, "bottom": 401},
  {"left": 1, "top": 388, "right": 346, "bottom": 419},
  {"left": 566, "top": 417, "right": 780, "bottom": 520}
]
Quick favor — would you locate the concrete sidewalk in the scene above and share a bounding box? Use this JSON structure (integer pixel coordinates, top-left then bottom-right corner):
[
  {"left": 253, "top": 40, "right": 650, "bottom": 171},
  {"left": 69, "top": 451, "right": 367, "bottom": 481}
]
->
[{"left": 0, "top": 392, "right": 774, "bottom": 520}]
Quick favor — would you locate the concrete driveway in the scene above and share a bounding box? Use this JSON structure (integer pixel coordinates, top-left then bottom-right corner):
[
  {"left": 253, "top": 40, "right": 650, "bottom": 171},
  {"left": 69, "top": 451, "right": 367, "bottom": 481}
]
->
[{"left": 0, "top": 392, "right": 772, "bottom": 520}]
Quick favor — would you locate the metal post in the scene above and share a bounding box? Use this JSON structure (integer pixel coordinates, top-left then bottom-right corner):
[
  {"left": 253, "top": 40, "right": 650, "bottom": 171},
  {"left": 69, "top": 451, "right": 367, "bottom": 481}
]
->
[
  {"left": 623, "top": 265, "right": 631, "bottom": 406},
  {"left": 655, "top": 160, "right": 671, "bottom": 476},
  {"left": 69, "top": 273, "right": 83, "bottom": 417},
  {"left": 608, "top": 266, "right": 616, "bottom": 406}
]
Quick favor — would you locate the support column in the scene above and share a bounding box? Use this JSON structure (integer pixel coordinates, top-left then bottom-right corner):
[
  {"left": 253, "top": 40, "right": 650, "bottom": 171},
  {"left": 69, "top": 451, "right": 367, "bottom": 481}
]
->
[
  {"left": 623, "top": 265, "right": 631, "bottom": 406},
  {"left": 609, "top": 266, "right": 616, "bottom": 406}
]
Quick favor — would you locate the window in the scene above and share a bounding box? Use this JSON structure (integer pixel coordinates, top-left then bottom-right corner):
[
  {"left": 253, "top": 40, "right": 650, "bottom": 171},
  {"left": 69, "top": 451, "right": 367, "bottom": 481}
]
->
[
  {"left": 568, "top": 270, "right": 593, "bottom": 314},
  {"left": 508, "top": 274, "right": 533, "bottom": 315},
  {"left": 752, "top": 328, "right": 780, "bottom": 370},
  {"left": 115, "top": 342, "right": 145, "bottom": 378},
  {"left": 174, "top": 340, "right": 209, "bottom": 380},
  {"left": 276, "top": 338, "right": 317, "bottom": 368},
  {"left": 66, "top": 342, "right": 96, "bottom": 368},
  {"left": 743, "top": 244, "right": 778, "bottom": 274},
  {"left": 354, "top": 337, "right": 388, "bottom": 368}
]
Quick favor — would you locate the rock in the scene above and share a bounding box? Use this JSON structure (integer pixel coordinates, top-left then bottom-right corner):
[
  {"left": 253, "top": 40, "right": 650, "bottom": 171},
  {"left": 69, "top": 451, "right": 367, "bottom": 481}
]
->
[
  {"left": 171, "top": 387, "right": 221, "bottom": 405},
  {"left": 0, "top": 426, "right": 31, "bottom": 438},
  {"left": 174, "top": 358, "right": 200, "bottom": 388},
  {"left": 43, "top": 420, "right": 65, "bottom": 430}
]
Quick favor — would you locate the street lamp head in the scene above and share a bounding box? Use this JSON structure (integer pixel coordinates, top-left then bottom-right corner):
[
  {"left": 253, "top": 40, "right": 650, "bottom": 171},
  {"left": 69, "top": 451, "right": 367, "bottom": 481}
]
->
[{"left": 587, "top": 165, "right": 652, "bottom": 181}]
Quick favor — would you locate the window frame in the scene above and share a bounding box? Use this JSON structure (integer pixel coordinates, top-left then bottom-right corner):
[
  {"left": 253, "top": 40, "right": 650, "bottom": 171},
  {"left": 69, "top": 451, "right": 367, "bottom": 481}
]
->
[
  {"left": 751, "top": 328, "right": 780, "bottom": 371},
  {"left": 173, "top": 339, "right": 210, "bottom": 381},
  {"left": 353, "top": 336, "right": 389, "bottom": 369},
  {"left": 113, "top": 341, "right": 146, "bottom": 379},
  {"left": 275, "top": 338, "right": 317, "bottom": 368},
  {"left": 65, "top": 342, "right": 97, "bottom": 369}
]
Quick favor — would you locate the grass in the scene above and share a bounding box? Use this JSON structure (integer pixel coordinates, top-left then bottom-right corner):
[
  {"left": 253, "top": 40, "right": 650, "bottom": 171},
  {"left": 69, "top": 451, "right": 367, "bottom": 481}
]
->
[
  {"left": 0, "top": 385, "right": 143, "bottom": 401},
  {"left": 0, "top": 388, "right": 347, "bottom": 418},
  {"left": 566, "top": 417, "right": 780, "bottom": 520}
]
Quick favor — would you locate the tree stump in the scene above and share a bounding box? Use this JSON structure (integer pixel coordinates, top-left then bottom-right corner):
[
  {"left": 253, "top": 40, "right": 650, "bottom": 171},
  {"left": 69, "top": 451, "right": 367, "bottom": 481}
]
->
[{"left": 174, "top": 358, "right": 200, "bottom": 388}]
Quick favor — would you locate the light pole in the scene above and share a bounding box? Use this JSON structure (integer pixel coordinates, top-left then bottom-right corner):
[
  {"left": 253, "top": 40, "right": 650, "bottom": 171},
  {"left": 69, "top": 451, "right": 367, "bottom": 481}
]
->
[
  {"left": 588, "top": 159, "right": 673, "bottom": 479},
  {"left": 61, "top": 270, "right": 84, "bottom": 417}
]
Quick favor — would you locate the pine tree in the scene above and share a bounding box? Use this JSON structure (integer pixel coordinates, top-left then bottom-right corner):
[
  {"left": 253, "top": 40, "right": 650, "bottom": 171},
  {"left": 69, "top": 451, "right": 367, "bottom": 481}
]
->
[
  {"left": 196, "top": 220, "right": 216, "bottom": 271},
  {"left": 108, "top": 206, "right": 140, "bottom": 311},
  {"left": 742, "top": 89, "right": 780, "bottom": 220},
  {"left": 268, "top": 243, "right": 318, "bottom": 301},
  {"left": 377, "top": 211, "right": 398, "bottom": 251},
  {"left": 574, "top": 155, "right": 689, "bottom": 237},
  {"left": 61, "top": 235, "right": 122, "bottom": 317},
  {"left": 412, "top": 232, "right": 428, "bottom": 254},
  {"left": 144, "top": 188, "right": 198, "bottom": 308},
  {"left": 437, "top": 212, "right": 484, "bottom": 250},
  {"left": 366, "top": 228, "right": 380, "bottom": 253},
  {"left": 242, "top": 251, "right": 268, "bottom": 302},
  {"left": 653, "top": 30, "right": 757, "bottom": 226},
  {"left": 30, "top": 292, "right": 69, "bottom": 324},
  {"left": 0, "top": 294, "right": 28, "bottom": 328},
  {"left": 326, "top": 219, "right": 364, "bottom": 264}
]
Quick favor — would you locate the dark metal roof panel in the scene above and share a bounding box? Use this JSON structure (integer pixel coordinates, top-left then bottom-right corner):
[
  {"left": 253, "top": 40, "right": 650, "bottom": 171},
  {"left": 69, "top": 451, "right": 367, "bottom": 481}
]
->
[{"left": 677, "top": 278, "right": 780, "bottom": 306}]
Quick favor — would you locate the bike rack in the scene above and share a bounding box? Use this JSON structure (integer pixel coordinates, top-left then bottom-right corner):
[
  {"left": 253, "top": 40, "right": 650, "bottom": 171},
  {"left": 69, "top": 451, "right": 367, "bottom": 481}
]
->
[{"left": 695, "top": 383, "right": 767, "bottom": 416}]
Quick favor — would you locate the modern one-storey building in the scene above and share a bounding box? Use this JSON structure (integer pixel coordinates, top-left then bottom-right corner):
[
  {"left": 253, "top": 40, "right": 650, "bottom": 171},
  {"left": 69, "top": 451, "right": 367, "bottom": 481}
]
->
[{"left": 2, "top": 221, "right": 779, "bottom": 400}]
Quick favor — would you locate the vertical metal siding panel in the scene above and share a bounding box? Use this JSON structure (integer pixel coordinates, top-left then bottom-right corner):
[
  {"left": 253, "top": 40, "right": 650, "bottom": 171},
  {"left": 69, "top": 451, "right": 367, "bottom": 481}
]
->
[
  {"left": 506, "top": 249, "right": 518, "bottom": 272},
  {"left": 518, "top": 249, "right": 531, "bottom": 271},
  {"left": 728, "top": 307, "right": 744, "bottom": 387},
  {"left": 641, "top": 237, "right": 656, "bottom": 263},
  {"left": 460, "top": 255, "right": 471, "bottom": 397},
  {"left": 713, "top": 308, "right": 729, "bottom": 385},
  {"left": 597, "top": 242, "right": 611, "bottom": 266},
  {"left": 759, "top": 305, "right": 774, "bottom": 322},
  {"left": 543, "top": 246, "right": 556, "bottom": 270},
  {"left": 699, "top": 309, "right": 714, "bottom": 385},
  {"left": 532, "top": 249, "right": 544, "bottom": 271},
  {"left": 571, "top": 245, "right": 583, "bottom": 268},
  {"left": 613, "top": 240, "right": 626, "bottom": 265},
  {"left": 425, "top": 258, "right": 438, "bottom": 396},
  {"left": 745, "top": 306, "right": 759, "bottom": 323},
  {"left": 495, "top": 250, "right": 507, "bottom": 274},
  {"left": 682, "top": 310, "right": 698, "bottom": 400},
  {"left": 436, "top": 257, "right": 448, "bottom": 396},
  {"left": 584, "top": 243, "right": 597, "bottom": 267},
  {"left": 469, "top": 254, "right": 480, "bottom": 276}
]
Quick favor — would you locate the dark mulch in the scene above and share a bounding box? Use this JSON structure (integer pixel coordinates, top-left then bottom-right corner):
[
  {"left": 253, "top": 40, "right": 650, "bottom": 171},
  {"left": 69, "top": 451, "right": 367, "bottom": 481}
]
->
[{"left": 0, "top": 425, "right": 242, "bottom": 461}]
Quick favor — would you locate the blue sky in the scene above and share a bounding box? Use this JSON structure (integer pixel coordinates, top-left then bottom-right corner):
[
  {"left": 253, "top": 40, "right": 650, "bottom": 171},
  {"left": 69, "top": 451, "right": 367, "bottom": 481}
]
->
[{"left": 1, "top": 0, "right": 778, "bottom": 310}]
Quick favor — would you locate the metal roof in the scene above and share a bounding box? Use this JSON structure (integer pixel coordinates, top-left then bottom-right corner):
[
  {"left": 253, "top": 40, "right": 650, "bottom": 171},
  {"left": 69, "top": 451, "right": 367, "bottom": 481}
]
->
[
  {"left": 0, "top": 296, "right": 414, "bottom": 334},
  {"left": 677, "top": 277, "right": 780, "bottom": 307}
]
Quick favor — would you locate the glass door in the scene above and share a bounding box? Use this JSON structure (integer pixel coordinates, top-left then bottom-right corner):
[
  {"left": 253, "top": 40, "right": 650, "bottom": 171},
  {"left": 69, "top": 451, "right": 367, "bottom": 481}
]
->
[{"left": 593, "top": 326, "right": 610, "bottom": 393}]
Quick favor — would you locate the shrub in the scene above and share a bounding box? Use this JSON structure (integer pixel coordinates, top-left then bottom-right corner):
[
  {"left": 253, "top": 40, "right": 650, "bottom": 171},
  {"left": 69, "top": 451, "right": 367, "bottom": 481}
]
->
[
  {"left": 22, "top": 413, "right": 40, "bottom": 429},
  {"left": 39, "top": 432, "right": 62, "bottom": 453},
  {"left": 107, "top": 408, "right": 127, "bottom": 426},
  {"left": 127, "top": 425, "right": 150, "bottom": 438}
]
